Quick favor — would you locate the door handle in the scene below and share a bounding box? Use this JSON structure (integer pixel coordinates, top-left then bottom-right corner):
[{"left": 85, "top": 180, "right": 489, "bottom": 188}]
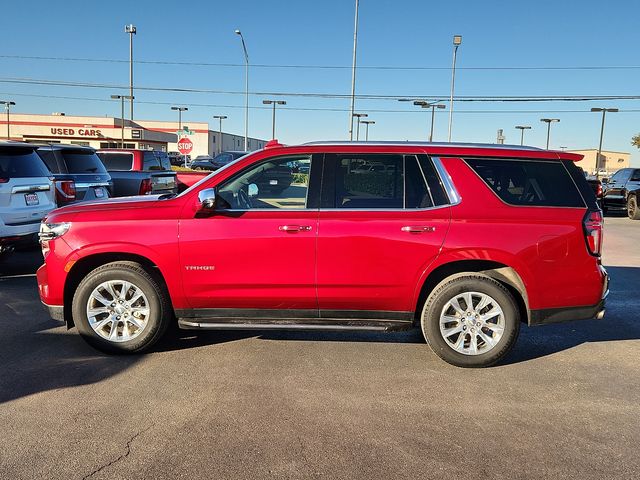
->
[
  {"left": 279, "top": 225, "right": 312, "bottom": 232},
  {"left": 401, "top": 225, "right": 436, "bottom": 233}
]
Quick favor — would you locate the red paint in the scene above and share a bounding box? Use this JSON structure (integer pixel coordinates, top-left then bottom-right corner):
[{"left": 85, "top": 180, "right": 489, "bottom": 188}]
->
[{"left": 37, "top": 143, "right": 605, "bottom": 320}]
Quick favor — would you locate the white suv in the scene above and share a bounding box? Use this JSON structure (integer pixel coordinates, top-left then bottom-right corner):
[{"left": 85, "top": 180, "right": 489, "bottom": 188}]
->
[{"left": 0, "top": 142, "right": 56, "bottom": 257}]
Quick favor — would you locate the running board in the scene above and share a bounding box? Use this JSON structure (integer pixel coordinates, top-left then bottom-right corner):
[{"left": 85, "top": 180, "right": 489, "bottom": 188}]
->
[{"left": 178, "top": 318, "right": 413, "bottom": 332}]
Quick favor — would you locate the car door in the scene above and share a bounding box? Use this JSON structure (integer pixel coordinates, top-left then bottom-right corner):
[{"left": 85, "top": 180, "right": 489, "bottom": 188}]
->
[
  {"left": 603, "top": 169, "right": 631, "bottom": 208},
  {"left": 179, "top": 154, "right": 320, "bottom": 313},
  {"left": 316, "top": 153, "right": 451, "bottom": 317}
]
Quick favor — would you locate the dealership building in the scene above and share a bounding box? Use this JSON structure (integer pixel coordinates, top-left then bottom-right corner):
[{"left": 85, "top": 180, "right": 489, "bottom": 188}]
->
[
  {"left": 567, "top": 149, "right": 630, "bottom": 175},
  {"left": 1, "top": 113, "right": 267, "bottom": 157}
]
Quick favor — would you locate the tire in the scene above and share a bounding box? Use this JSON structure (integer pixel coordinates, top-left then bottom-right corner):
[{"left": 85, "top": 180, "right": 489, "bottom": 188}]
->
[
  {"left": 421, "top": 274, "right": 521, "bottom": 368},
  {"left": 72, "top": 261, "right": 172, "bottom": 354},
  {"left": 627, "top": 196, "right": 640, "bottom": 220}
]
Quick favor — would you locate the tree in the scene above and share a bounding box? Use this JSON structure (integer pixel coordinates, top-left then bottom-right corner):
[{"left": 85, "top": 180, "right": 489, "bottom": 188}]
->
[{"left": 632, "top": 133, "right": 640, "bottom": 149}]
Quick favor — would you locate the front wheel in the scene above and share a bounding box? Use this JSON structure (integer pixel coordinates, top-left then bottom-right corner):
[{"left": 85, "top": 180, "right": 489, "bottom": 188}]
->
[
  {"left": 628, "top": 196, "right": 640, "bottom": 220},
  {"left": 72, "top": 261, "right": 172, "bottom": 354},
  {"left": 421, "top": 274, "right": 521, "bottom": 368}
]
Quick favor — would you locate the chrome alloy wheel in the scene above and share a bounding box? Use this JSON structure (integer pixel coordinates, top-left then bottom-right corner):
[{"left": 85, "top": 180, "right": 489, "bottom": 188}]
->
[
  {"left": 86, "top": 280, "right": 150, "bottom": 343},
  {"left": 439, "top": 291, "right": 505, "bottom": 355}
]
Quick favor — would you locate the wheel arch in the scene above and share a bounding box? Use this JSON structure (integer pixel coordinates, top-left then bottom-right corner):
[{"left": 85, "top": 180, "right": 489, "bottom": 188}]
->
[
  {"left": 414, "top": 259, "right": 530, "bottom": 325},
  {"left": 63, "top": 252, "right": 174, "bottom": 328}
]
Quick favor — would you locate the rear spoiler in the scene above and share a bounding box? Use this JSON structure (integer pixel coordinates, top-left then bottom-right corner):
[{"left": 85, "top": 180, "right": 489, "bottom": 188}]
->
[{"left": 556, "top": 151, "right": 583, "bottom": 162}]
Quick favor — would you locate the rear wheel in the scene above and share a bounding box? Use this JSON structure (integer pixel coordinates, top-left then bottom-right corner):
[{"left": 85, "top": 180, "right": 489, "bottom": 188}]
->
[
  {"left": 627, "top": 196, "right": 640, "bottom": 220},
  {"left": 421, "top": 274, "right": 521, "bottom": 368},
  {"left": 72, "top": 261, "right": 172, "bottom": 353}
]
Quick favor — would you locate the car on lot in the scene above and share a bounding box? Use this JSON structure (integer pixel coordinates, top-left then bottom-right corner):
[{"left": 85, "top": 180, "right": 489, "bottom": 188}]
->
[
  {"left": 601, "top": 168, "right": 640, "bottom": 219},
  {"left": 0, "top": 142, "right": 56, "bottom": 257},
  {"left": 190, "top": 151, "right": 248, "bottom": 171},
  {"left": 37, "top": 141, "right": 607, "bottom": 367},
  {"left": 96, "top": 149, "right": 177, "bottom": 197},
  {"left": 36, "top": 144, "right": 112, "bottom": 206}
]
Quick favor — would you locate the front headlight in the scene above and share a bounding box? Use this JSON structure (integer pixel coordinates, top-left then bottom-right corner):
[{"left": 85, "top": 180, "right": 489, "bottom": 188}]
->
[{"left": 39, "top": 222, "right": 71, "bottom": 242}]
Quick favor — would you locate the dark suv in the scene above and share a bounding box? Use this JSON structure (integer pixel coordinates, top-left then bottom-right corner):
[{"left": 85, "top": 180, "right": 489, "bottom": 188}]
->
[
  {"left": 37, "top": 142, "right": 607, "bottom": 367},
  {"left": 36, "top": 145, "right": 112, "bottom": 206},
  {"left": 601, "top": 168, "right": 640, "bottom": 219}
]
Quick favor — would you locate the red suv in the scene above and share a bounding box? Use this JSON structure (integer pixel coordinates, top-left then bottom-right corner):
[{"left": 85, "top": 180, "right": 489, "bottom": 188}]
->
[{"left": 36, "top": 142, "right": 608, "bottom": 367}]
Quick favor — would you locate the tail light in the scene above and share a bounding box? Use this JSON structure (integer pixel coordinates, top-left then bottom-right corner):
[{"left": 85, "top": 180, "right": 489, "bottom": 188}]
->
[
  {"left": 0, "top": 177, "right": 9, "bottom": 183},
  {"left": 583, "top": 210, "right": 603, "bottom": 257},
  {"left": 139, "top": 178, "right": 153, "bottom": 195},
  {"left": 54, "top": 180, "right": 76, "bottom": 205},
  {"left": 596, "top": 183, "right": 603, "bottom": 198}
]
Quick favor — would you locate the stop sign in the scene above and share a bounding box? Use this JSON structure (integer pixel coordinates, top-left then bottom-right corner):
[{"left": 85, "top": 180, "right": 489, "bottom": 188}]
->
[{"left": 177, "top": 137, "right": 193, "bottom": 155}]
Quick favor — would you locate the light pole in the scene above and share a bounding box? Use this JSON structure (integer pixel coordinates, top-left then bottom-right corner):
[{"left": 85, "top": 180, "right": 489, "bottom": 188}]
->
[
  {"left": 235, "top": 29, "right": 249, "bottom": 151},
  {"left": 348, "top": 0, "right": 360, "bottom": 140},
  {"left": 262, "top": 100, "right": 286, "bottom": 139},
  {"left": 0, "top": 101, "right": 15, "bottom": 140},
  {"left": 448, "top": 34, "right": 462, "bottom": 142},
  {"left": 125, "top": 24, "right": 136, "bottom": 120},
  {"left": 213, "top": 115, "right": 227, "bottom": 154},
  {"left": 540, "top": 118, "right": 560, "bottom": 149},
  {"left": 111, "top": 95, "right": 134, "bottom": 147},
  {"left": 361, "top": 120, "right": 375, "bottom": 141},
  {"left": 591, "top": 108, "right": 618, "bottom": 177},
  {"left": 171, "top": 106, "right": 188, "bottom": 167},
  {"left": 515, "top": 125, "right": 532, "bottom": 146},
  {"left": 414, "top": 101, "right": 446, "bottom": 142},
  {"left": 353, "top": 113, "right": 368, "bottom": 141}
]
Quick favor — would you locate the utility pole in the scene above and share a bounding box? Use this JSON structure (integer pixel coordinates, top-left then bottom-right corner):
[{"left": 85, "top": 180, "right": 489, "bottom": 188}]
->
[
  {"left": 348, "top": 0, "right": 359, "bottom": 140},
  {"left": 590, "top": 108, "right": 618, "bottom": 177},
  {"left": 125, "top": 24, "right": 136, "bottom": 120}
]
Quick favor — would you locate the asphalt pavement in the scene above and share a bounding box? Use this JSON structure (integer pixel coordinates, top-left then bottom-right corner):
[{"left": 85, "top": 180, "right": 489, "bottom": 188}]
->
[{"left": 0, "top": 215, "right": 638, "bottom": 479}]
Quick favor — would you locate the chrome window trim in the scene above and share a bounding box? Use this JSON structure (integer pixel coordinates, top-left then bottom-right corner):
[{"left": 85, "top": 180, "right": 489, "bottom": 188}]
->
[
  {"left": 11, "top": 184, "right": 51, "bottom": 194},
  {"left": 74, "top": 182, "right": 111, "bottom": 189},
  {"left": 431, "top": 156, "right": 461, "bottom": 205}
]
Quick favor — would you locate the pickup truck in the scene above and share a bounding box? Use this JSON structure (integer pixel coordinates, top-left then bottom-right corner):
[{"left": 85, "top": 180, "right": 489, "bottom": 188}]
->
[
  {"left": 96, "top": 149, "right": 177, "bottom": 197},
  {"left": 601, "top": 167, "right": 640, "bottom": 219},
  {"left": 175, "top": 170, "right": 208, "bottom": 193}
]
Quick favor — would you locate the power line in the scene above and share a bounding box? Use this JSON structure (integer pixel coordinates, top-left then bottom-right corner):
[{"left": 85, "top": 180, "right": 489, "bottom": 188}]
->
[
  {"left": 2, "top": 91, "right": 640, "bottom": 114},
  {"left": 1, "top": 76, "right": 640, "bottom": 102},
  {"left": 2, "top": 54, "right": 640, "bottom": 71}
]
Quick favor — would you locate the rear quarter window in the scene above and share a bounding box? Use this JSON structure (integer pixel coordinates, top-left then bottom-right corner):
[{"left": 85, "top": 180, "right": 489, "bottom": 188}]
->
[
  {"left": 97, "top": 152, "right": 133, "bottom": 171},
  {"left": 465, "top": 158, "right": 585, "bottom": 208}
]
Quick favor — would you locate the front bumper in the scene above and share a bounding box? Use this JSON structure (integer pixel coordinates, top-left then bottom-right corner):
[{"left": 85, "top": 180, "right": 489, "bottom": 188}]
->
[{"left": 43, "top": 303, "right": 65, "bottom": 322}]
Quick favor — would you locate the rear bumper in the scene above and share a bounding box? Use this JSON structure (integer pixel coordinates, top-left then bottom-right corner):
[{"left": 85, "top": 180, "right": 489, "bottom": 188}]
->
[{"left": 530, "top": 270, "right": 609, "bottom": 326}]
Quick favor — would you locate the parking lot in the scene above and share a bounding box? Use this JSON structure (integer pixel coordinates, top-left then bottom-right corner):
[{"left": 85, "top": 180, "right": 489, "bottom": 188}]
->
[{"left": 0, "top": 215, "right": 637, "bottom": 479}]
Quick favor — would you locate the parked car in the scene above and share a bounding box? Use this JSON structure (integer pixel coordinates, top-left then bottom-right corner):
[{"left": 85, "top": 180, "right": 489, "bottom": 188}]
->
[
  {"left": 601, "top": 168, "right": 640, "bottom": 219},
  {"left": 0, "top": 142, "right": 56, "bottom": 257},
  {"left": 581, "top": 169, "right": 603, "bottom": 207},
  {"left": 96, "top": 149, "right": 177, "bottom": 197},
  {"left": 190, "top": 151, "right": 247, "bottom": 171},
  {"left": 37, "top": 141, "right": 607, "bottom": 368},
  {"left": 36, "top": 144, "right": 112, "bottom": 206},
  {"left": 168, "top": 151, "right": 186, "bottom": 166}
]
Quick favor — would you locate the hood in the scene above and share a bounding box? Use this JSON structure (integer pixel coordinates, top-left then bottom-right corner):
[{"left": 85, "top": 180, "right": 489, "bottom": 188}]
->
[{"left": 49, "top": 194, "right": 166, "bottom": 218}]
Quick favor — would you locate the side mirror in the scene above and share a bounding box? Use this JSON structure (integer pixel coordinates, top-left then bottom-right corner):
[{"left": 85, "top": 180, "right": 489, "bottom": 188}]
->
[
  {"left": 248, "top": 183, "right": 259, "bottom": 197},
  {"left": 197, "top": 187, "right": 217, "bottom": 211}
]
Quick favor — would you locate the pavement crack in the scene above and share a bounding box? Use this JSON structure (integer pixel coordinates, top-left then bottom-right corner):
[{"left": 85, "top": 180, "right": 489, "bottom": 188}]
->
[{"left": 82, "top": 427, "right": 150, "bottom": 480}]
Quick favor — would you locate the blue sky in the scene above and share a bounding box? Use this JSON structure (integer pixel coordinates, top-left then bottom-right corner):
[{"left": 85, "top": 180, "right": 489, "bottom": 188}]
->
[{"left": 2, "top": 0, "right": 639, "bottom": 164}]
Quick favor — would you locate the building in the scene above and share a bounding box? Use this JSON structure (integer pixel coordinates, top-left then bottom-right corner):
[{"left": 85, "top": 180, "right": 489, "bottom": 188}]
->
[
  {"left": 568, "top": 149, "right": 630, "bottom": 175},
  {"left": 1, "top": 113, "right": 267, "bottom": 157}
]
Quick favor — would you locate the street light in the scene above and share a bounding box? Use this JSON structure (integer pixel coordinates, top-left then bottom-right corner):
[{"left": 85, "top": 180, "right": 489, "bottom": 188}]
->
[
  {"left": 414, "top": 101, "right": 446, "bottom": 142},
  {"left": 0, "top": 100, "right": 15, "bottom": 140},
  {"left": 540, "top": 118, "right": 560, "bottom": 149},
  {"left": 213, "top": 115, "right": 227, "bottom": 154},
  {"left": 235, "top": 29, "right": 249, "bottom": 151},
  {"left": 348, "top": 0, "right": 360, "bottom": 140},
  {"left": 125, "top": 24, "right": 136, "bottom": 120},
  {"left": 591, "top": 108, "right": 618, "bottom": 177},
  {"left": 515, "top": 125, "right": 532, "bottom": 146},
  {"left": 111, "top": 95, "right": 134, "bottom": 147},
  {"left": 262, "top": 100, "right": 287, "bottom": 139},
  {"left": 448, "top": 34, "right": 462, "bottom": 142},
  {"left": 361, "top": 120, "right": 375, "bottom": 141},
  {"left": 352, "top": 113, "right": 368, "bottom": 141}
]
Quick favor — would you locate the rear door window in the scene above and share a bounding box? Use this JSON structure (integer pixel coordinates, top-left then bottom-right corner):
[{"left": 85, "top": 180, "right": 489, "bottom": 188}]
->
[
  {"left": 0, "top": 148, "right": 51, "bottom": 179},
  {"left": 143, "top": 152, "right": 163, "bottom": 171},
  {"left": 465, "top": 158, "right": 585, "bottom": 207},
  {"left": 97, "top": 152, "right": 133, "bottom": 171},
  {"left": 60, "top": 151, "right": 108, "bottom": 174}
]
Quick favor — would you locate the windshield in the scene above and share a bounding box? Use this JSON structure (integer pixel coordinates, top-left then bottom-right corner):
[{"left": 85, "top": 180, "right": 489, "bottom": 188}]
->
[{"left": 177, "top": 152, "right": 253, "bottom": 197}]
